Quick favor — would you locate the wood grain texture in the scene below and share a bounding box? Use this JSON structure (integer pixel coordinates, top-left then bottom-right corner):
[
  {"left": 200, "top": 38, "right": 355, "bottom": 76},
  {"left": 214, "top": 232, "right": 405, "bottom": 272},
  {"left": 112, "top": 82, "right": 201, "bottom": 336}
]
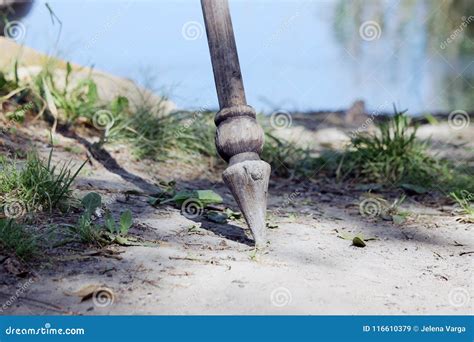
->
[
  {"left": 201, "top": 0, "right": 246, "bottom": 108},
  {"left": 215, "top": 115, "right": 264, "bottom": 162},
  {"left": 223, "top": 160, "right": 271, "bottom": 247},
  {"left": 201, "top": 0, "right": 265, "bottom": 162},
  {"left": 201, "top": 0, "right": 271, "bottom": 247}
]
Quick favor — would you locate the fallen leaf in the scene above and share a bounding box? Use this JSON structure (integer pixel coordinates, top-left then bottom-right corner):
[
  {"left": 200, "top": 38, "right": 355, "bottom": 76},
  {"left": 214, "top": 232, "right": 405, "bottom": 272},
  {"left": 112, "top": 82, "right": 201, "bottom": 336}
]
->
[
  {"left": 114, "top": 236, "right": 141, "bottom": 246},
  {"left": 205, "top": 211, "right": 228, "bottom": 224},
  {"left": 224, "top": 208, "right": 242, "bottom": 220},
  {"left": 352, "top": 236, "right": 366, "bottom": 247},
  {"left": 147, "top": 196, "right": 160, "bottom": 206},
  {"left": 3, "top": 258, "right": 28, "bottom": 277},
  {"left": 392, "top": 214, "right": 406, "bottom": 224},
  {"left": 65, "top": 284, "right": 101, "bottom": 301},
  {"left": 65, "top": 285, "right": 115, "bottom": 304},
  {"left": 337, "top": 233, "right": 352, "bottom": 240},
  {"left": 161, "top": 190, "right": 223, "bottom": 206},
  {"left": 266, "top": 222, "right": 279, "bottom": 229}
]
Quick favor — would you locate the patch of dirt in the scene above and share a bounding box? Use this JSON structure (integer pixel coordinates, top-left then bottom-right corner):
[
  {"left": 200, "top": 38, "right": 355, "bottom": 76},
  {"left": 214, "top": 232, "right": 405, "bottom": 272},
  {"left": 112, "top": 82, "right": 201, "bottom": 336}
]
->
[{"left": 0, "top": 116, "right": 473, "bottom": 315}]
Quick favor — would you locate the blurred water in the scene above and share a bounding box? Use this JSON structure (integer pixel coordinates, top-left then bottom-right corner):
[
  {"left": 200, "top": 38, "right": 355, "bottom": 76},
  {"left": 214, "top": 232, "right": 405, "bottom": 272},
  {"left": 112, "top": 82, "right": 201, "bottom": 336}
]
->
[{"left": 17, "top": 0, "right": 474, "bottom": 114}]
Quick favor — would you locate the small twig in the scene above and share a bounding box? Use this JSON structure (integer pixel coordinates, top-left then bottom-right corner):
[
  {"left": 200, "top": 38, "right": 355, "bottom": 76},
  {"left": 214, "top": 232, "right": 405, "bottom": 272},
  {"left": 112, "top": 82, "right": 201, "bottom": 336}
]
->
[
  {"left": 459, "top": 251, "right": 474, "bottom": 256},
  {"left": 433, "top": 251, "right": 444, "bottom": 259},
  {"left": 169, "top": 271, "right": 194, "bottom": 277},
  {"left": 100, "top": 267, "right": 117, "bottom": 274},
  {"left": 0, "top": 86, "right": 27, "bottom": 102},
  {"left": 169, "top": 255, "right": 230, "bottom": 269},
  {"left": 31, "top": 98, "right": 47, "bottom": 122},
  {"left": 206, "top": 204, "right": 225, "bottom": 211},
  {"left": 45, "top": 2, "right": 63, "bottom": 49},
  {"left": 0, "top": 291, "right": 72, "bottom": 314}
]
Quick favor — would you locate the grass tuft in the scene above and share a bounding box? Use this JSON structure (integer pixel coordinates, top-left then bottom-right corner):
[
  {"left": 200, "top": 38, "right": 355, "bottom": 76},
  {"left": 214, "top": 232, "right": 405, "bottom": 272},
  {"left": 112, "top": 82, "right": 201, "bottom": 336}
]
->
[
  {"left": 338, "top": 107, "right": 439, "bottom": 186},
  {"left": 0, "top": 218, "right": 38, "bottom": 260},
  {"left": 3, "top": 63, "right": 472, "bottom": 197},
  {"left": 108, "top": 105, "right": 216, "bottom": 161},
  {"left": 333, "top": 107, "right": 474, "bottom": 194},
  {"left": 262, "top": 131, "right": 330, "bottom": 178},
  {"left": 0, "top": 148, "right": 86, "bottom": 216},
  {"left": 450, "top": 190, "right": 474, "bottom": 223}
]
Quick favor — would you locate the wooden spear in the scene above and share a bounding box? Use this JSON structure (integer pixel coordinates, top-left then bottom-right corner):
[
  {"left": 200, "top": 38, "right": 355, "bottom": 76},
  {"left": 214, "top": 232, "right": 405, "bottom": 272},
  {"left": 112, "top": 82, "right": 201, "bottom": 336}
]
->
[{"left": 201, "top": 0, "right": 270, "bottom": 247}]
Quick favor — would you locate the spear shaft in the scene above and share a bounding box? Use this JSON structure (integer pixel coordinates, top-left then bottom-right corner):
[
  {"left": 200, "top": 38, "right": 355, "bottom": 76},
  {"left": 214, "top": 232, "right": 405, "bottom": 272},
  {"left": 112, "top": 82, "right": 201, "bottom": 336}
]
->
[{"left": 201, "top": 0, "right": 270, "bottom": 247}]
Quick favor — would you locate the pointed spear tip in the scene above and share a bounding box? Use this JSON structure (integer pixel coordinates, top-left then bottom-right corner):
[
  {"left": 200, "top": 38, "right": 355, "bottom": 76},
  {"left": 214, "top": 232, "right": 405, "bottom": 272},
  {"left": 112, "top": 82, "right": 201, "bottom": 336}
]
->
[{"left": 222, "top": 159, "right": 271, "bottom": 247}]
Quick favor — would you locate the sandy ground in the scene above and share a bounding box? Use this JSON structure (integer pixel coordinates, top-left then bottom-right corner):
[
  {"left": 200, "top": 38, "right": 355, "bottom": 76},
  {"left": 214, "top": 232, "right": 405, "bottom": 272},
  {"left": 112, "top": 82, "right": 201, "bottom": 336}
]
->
[{"left": 0, "top": 117, "right": 473, "bottom": 315}]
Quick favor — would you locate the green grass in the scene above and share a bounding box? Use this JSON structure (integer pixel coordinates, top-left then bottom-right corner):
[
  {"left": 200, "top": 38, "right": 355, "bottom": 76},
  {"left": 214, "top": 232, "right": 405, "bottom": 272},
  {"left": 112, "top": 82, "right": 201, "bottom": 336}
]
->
[
  {"left": 450, "top": 190, "right": 474, "bottom": 223},
  {"left": 28, "top": 63, "right": 216, "bottom": 163},
  {"left": 262, "top": 131, "right": 330, "bottom": 178},
  {"left": 64, "top": 192, "right": 135, "bottom": 247},
  {"left": 3, "top": 61, "right": 325, "bottom": 175},
  {"left": 108, "top": 105, "right": 216, "bottom": 161},
  {"left": 334, "top": 108, "right": 474, "bottom": 196},
  {"left": 2, "top": 62, "right": 323, "bottom": 175},
  {"left": 0, "top": 60, "right": 129, "bottom": 129},
  {"left": 0, "top": 71, "right": 18, "bottom": 97},
  {"left": 0, "top": 148, "right": 86, "bottom": 217},
  {"left": 69, "top": 214, "right": 104, "bottom": 246},
  {"left": 33, "top": 62, "right": 132, "bottom": 128},
  {"left": 338, "top": 108, "right": 439, "bottom": 186},
  {"left": 334, "top": 107, "right": 474, "bottom": 194},
  {"left": 3, "top": 63, "right": 473, "bottom": 197},
  {"left": 0, "top": 218, "right": 38, "bottom": 260}
]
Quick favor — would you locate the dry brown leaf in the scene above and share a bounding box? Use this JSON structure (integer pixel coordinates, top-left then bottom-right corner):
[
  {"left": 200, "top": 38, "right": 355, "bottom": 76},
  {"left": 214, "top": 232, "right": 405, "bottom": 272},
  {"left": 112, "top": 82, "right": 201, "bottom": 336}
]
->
[
  {"left": 64, "top": 284, "right": 102, "bottom": 302},
  {"left": 3, "top": 258, "right": 28, "bottom": 277}
]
